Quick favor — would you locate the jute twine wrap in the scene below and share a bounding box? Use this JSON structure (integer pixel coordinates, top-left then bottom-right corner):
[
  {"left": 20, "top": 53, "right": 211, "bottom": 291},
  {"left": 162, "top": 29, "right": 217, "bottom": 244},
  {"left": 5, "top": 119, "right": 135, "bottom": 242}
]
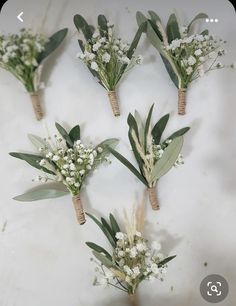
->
[
  {"left": 148, "top": 186, "right": 160, "bottom": 211},
  {"left": 178, "top": 88, "right": 187, "bottom": 115},
  {"left": 107, "top": 91, "right": 120, "bottom": 117},
  {"left": 72, "top": 194, "right": 86, "bottom": 225},
  {"left": 128, "top": 294, "right": 138, "bottom": 306},
  {"left": 30, "top": 93, "right": 43, "bottom": 120}
]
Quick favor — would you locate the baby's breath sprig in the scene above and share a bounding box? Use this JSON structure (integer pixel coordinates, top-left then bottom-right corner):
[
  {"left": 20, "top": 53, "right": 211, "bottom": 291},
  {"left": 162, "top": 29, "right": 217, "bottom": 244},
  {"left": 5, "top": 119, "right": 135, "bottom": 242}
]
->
[
  {"left": 0, "top": 28, "right": 68, "bottom": 120},
  {"left": 9, "top": 122, "right": 118, "bottom": 225},
  {"left": 86, "top": 209, "right": 176, "bottom": 304},
  {"left": 74, "top": 14, "right": 145, "bottom": 117},
  {"left": 137, "top": 11, "right": 232, "bottom": 115}
]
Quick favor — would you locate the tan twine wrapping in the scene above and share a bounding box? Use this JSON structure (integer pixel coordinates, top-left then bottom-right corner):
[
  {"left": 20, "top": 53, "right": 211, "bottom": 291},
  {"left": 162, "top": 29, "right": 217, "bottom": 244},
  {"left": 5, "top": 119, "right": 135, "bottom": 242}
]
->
[
  {"left": 148, "top": 186, "right": 160, "bottom": 211},
  {"left": 107, "top": 91, "right": 120, "bottom": 116},
  {"left": 128, "top": 294, "right": 138, "bottom": 306},
  {"left": 72, "top": 195, "right": 86, "bottom": 225},
  {"left": 178, "top": 88, "right": 187, "bottom": 115},
  {"left": 30, "top": 93, "right": 43, "bottom": 120}
]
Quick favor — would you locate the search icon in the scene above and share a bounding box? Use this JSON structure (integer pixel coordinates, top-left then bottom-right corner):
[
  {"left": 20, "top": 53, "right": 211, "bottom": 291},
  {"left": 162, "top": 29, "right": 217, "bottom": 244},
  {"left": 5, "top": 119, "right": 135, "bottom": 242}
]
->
[{"left": 211, "top": 285, "right": 218, "bottom": 293}]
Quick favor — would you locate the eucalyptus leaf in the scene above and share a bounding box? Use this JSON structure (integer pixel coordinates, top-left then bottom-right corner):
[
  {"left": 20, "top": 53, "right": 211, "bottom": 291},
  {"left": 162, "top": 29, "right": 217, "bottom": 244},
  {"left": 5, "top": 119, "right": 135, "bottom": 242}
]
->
[
  {"left": 161, "top": 54, "right": 179, "bottom": 88},
  {"left": 187, "top": 13, "right": 208, "bottom": 33},
  {"left": 86, "top": 242, "right": 112, "bottom": 260},
  {"left": 150, "top": 136, "right": 184, "bottom": 182},
  {"left": 127, "top": 22, "right": 146, "bottom": 59},
  {"left": 109, "top": 148, "right": 148, "bottom": 187},
  {"left": 166, "top": 14, "right": 181, "bottom": 43},
  {"left": 74, "top": 14, "right": 93, "bottom": 41},
  {"left": 55, "top": 123, "right": 73, "bottom": 148},
  {"left": 9, "top": 152, "right": 55, "bottom": 175},
  {"left": 92, "top": 251, "right": 114, "bottom": 268},
  {"left": 146, "top": 21, "right": 165, "bottom": 56},
  {"left": 37, "top": 28, "right": 68, "bottom": 64},
  {"left": 13, "top": 183, "right": 69, "bottom": 202},
  {"left": 152, "top": 113, "right": 170, "bottom": 145},
  {"left": 69, "top": 125, "right": 80, "bottom": 142}
]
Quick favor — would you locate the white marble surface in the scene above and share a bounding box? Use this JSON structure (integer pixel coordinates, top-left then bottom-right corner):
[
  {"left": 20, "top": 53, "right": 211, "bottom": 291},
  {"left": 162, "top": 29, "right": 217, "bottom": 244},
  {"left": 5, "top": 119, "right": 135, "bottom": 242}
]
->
[{"left": 0, "top": 0, "right": 236, "bottom": 305}]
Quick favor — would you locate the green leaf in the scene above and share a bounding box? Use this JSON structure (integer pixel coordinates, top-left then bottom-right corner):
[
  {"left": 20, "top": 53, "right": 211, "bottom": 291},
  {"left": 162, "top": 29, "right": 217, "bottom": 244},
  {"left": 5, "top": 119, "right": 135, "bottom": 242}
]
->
[
  {"left": 127, "top": 22, "right": 146, "bottom": 59},
  {"left": 127, "top": 113, "right": 139, "bottom": 139},
  {"left": 95, "top": 138, "right": 119, "bottom": 161},
  {"left": 37, "top": 28, "right": 68, "bottom": 64},
  {"left": 109, "top": 214, "right": 120, "bottom": 234},
  {"left": 166, "top": 14, "right": 181, "bottom": 43},
  {"left": 109, "top": 148, "right": 148, "bottom": 186},
  {"left": 144, "top": 104, "right": 154, "bottom": 153},
  {"left": 74, "top": 14, "right": 93, "bottom": 41},
  {"left": 92, "top": 251, "right": 114, "bottom": 268},
  {"left": 98, "top": 15, "right": 108, "bottom": 37},
  {"left": 187, "top": 13, "right": 208, "bottom": 33},
  {"left": 161, "top": 54, "right": 179, "bottom": 88},
  {"left": 55, "top": 123, "right": 73, "bottom": 148},
  {"left": 9, "top": 152, "right": 55, "bottom": 175},
  {"left": 201, "top": 29, "right": 209, "bottom": 36},
  {"left": 86, "top": 213, "right": 116, "bottom": 248},
  {"left": 136, "top": 11, "right": 148, "bottom": 29},
  {"left": 86, "top": 242, "right": 112, "bottom": 260},
  {"left": 158, "top": 255, "right": 176, "bottom": 267},
  {"left": 134, "top": 110, "right": 145, "bottom": 147},
  {"left": 13, "top": 183, "right": 69, "bottom": 202},
  {"left": 128, "top": 128, "right": 144, "bottom": 172},
  {"left": 166, "top": 127, "right": 190, "bottom": 141},
  {"left": 152, "top": 114, "right": 170, "bottom": 145},
  {"left": 101, "top": 217, "right": 116, "bottom": 239},
  {"left": 148, "top": 10, "right": 161, "bottom": 24},
  {"left": 150, "top": 136, "right": 184, "bottom": 182},
  {"left": 146, "top": 21, "right": 165, "bottom": 56},
  {"left": 69, "top": 125, "right": 80, "bottom": 142}
]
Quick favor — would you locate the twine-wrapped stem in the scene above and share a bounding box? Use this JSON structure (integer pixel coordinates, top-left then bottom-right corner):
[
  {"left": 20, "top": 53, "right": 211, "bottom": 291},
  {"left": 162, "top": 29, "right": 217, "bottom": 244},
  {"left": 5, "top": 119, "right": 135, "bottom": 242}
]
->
[
  {"left": 148, "top": 185, "right": 160, "bottom": 210},
  {"left": 29, "top": 92, "right": 43, "bottom": 120},
  {"left": 107, "top": 90, "right": 120, "bottom": 117},
  {"left": 178, "top": 88, "right": 187, "bottom": 116},
  {"left": 72, "top": 194, "right": 86, "bottom": 225},
  {"left": 128, "top": 294, "right": 138, "bottom": 306}
]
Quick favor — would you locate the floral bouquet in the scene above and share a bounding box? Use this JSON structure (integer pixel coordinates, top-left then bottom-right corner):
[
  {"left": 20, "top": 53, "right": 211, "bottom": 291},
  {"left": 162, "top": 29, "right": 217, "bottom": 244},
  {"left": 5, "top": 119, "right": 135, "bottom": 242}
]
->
[
  {"left": 74, "top": 14, "right": 144, "bottom": 116},
  {"left": 137, "top": 11, "right": 228, "bottom": 115},
  {"left": 86, "top": 208, "right": 175, "bottom": 305},
  {"left": 9, "top": 122, "right": 118, "bottom": 225},
  {"left": 109, "top": 104, "right": 189, "bottom": 210},
  {"left": 0, "top": 28, "right": 68, "bottom": 120}
]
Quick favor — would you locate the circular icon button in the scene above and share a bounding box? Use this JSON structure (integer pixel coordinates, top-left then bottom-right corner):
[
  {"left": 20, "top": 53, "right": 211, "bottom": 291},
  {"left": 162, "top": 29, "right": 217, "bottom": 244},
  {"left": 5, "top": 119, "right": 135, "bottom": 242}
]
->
[{"left": 200, "top": 274, "right": 229, "bottom": 303}]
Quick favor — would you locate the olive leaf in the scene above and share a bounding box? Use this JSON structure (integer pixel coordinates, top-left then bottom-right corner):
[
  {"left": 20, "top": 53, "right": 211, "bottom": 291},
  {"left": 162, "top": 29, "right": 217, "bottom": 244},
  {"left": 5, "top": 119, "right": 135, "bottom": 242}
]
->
[
  {"left": 166, "top": 13, "right": 181, "bottom": 43},
  {"left": 86, "top": 242, "right": 112, "bottom": 260},
  {"left": 150, "top": 136, "right": 184, "bottom": 182},
  {"left": 158, "top": 255, "right": 176, "bottom": 267},
  {"left": 55, "top": 122, "right": 73, "bottom": 148},
  {"left": 152, "top": 114, "right": 170, "bottom": 145},
  {"left": 69, "top": 125, "right": 80, "bottom": 142},
  {"left": 37, "top": 28, "right": 68, "bottom": 64},
  {"left": 13, "top": 183, "right": 69, "bottom": 202},
  {"left": 74, "top": 14, "right": 93, "bottom": 41},
  {"left": 92, "top": 251, "right": 114, "bottom": 268}
]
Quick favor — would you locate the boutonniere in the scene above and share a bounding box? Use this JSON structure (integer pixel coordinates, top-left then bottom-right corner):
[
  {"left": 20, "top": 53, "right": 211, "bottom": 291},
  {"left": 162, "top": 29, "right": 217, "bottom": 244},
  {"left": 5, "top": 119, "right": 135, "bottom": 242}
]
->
[
  {"left": 109, "top": 104, "right": 189, "bottom": 210},
  {"left": 9, "top": 123, "right": 118, "bottom": 224},
  {"left": 74, "top": 14, "right": 144, "bottom": 116},
  {"left": 137, "top": 11, "right": 229, "bottom": 115},
  {"left": 0, "top": 28, "right": 68, "bottom": 120},
  {"left": 86, "top": 207, "right": 175, "bottom": 305}
]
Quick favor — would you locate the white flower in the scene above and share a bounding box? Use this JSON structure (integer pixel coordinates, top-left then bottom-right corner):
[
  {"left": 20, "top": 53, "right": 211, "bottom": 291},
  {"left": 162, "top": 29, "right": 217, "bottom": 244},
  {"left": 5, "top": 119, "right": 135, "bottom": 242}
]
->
[
  {"left": 97, "top": 277, "right": 108, "bottom": 287},
  {"left": 77, "top": 158, "right": 83, "bottom": 164},
  {"left": 39, "top": 159, "right": 46, "bottom": 166},
  {"left": 115, "top": 232, "right": 124, "bottom": 240},
  {"left": 74, "top": 182, "right": 80, "bottom": 188},
  {"left": 187, "top": 56, "right": 196, "bottom": 66},
  {"left": 194, "top": 49, "right": 202, "bottom": 56},
  {"left": 124, "top": 265, "right": 132, "bottom": 276},
  {"left": 102, "top": 52, "right": 111, "bottom": 63},
  {"left": 97, "top": 147, "right": 103, "bottom": 153},
  {"left": 92, "top": 42, "right": 101, "bottom": 51},
  {"left": 186, "top": 66, "right": 193, "bottom": 75},
  {"left": 79, "top": 169, "right": 85, "bottom": 175},
  {"left": 135, "top": 231, "right": 142, "bottom": 237},
  {"left": 52, "top": 155, "right": 60, "bottom": 161},
  {"left": 151, "top": 241, "right": 161, "bottom": 251},
  {"left": 70, "top": 164, "right": 76, "bottom": 171},
  {"left": 150, "top": 263, "right": 159, "bottom": 275},
  {"left": 132, "top": 267, "right": 140, "bottom": 277},
  {"left": 77, "top": 52, "right": 85, "bottom": 59},
  {"left": 99, "top": 37, "right": 106, "bottom": 43},
  {"left": 86, "top": 165, "right": 92, "bottom": 170},
  {"left": 129, "top": 247, "right": 137, "bottom": 258},
  {"left": 118, "top": 251, "right": 125, "bottom": 257},
  {"left": 92, "top": 30, "right": 100, "bottom": 38},
  {"left": 209, "top": 51, "right": 216, "bottom": 59},
  {"left": 136, "top": 55, "right": 143, "bottom": 64},
  {"left": 136, "top": 243, "right": 146, "bottom": 252},
  {"left": 90, "top": 61, "right": 99, "bottom": 71},
  {"left": 121, "top": 56, "right": 130, "bottom": 64}
]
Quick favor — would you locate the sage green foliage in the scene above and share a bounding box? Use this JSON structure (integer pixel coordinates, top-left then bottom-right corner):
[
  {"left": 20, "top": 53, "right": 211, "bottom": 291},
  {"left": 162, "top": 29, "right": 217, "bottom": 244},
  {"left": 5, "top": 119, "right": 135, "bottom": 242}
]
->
[
  {"left": 74, "top": 14, "right": 145, "bottom": 90},
  {"left": 9, "top": 123, "right": 118, "bottom": 202},
  {"left": 136, "top": 11, "right": 208, "bottom": 89},
  {"left": 109, "top": 104, "right": 190, "bottom": 188}
]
